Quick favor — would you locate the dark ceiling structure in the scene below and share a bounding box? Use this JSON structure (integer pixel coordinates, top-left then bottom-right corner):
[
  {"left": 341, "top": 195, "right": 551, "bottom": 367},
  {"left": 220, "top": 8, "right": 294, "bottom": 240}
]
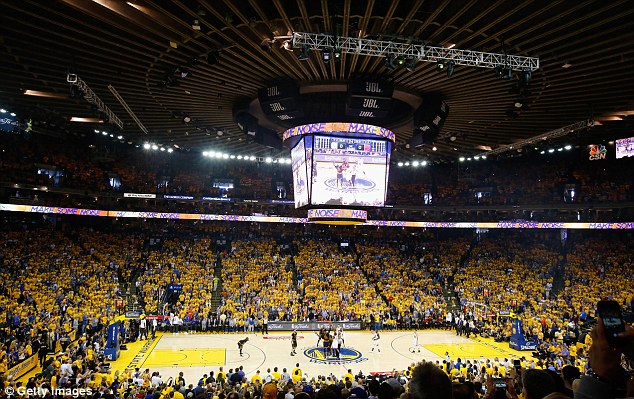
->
[{"left": 1, "top": 0, "right": 633, "bottom": 161}]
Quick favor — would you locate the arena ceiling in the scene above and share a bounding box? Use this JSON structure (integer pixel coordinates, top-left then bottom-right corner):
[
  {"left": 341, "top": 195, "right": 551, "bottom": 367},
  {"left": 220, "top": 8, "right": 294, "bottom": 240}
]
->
[{"left": 1, "top": 0, "right": 633, "bottom": 161}]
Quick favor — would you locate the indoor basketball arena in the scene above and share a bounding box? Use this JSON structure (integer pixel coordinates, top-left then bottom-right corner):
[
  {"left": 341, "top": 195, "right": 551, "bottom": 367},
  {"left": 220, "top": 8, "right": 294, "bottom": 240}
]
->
[{"left": 1, "top": 1, "right": 634, "bottom": 399}]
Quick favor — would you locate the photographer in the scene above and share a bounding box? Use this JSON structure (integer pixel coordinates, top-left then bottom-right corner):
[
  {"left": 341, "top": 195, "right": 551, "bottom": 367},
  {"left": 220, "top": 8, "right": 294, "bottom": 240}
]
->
[{"left": 575, "top": 317, "right": 634, "bottom": 399}]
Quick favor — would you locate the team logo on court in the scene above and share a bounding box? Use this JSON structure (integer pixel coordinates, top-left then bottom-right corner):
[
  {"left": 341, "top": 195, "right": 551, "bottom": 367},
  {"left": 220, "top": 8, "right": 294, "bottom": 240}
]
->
[{"left": 303, "top": 347, "right": 367, "bottom": 364}]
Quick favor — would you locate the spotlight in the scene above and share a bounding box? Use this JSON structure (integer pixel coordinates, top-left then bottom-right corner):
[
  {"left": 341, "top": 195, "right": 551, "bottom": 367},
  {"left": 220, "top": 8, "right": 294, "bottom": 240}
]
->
[
  {"left": 249, "top": 156, "right": 256, "bottom": 161},
  {"left": 445, "top": 61, "right": 455, "bottom": 77},
  {"left": 117, "top": 135, "right": 123, "bottom": 139},
  {"left": 432, "top": 146, "right": 437, "bottom": 151},
  {"left": 405, "top": 57, "right": 417, "bottom": 71},
  {"left": 521, "top": 70, "right": 532, "bottom": 86},
  {"left": 183, "top": 115, "right": 192, "bottom": 123},
  {"left": 397, "top": 162, "right": 404, "bottom": 167},
  {"left": 514, "top": 100, "right": 524, "bottom": 108},
  {"left": 265, "top": 157, "right": 273, "bottom": 163},
  {"left": 282, "top": 40, "right": 293, "bottom": 51},
  {"left": 151, "top": 144, "right": 158, "bottom": 150},
  {"left": 0, "top": 109, "right": 6, "bottom": 113},
  {"left": 459, "top": 157, "right": 465, "bottom": 162},
  {"left": 10, "top": 112, "right": 16, "bottom": 117},
  {"left": 436, "top": 61, "right": 446, "bottom": 71},
  {"left": 322, "top": 49, "right": 331, "bottom": 63},
  {"left": 237, "top": 155, "right": 243, "bottom": 159},
  {"left": 160, "top": 147, "right": 166, "bottom": 151},
  {"left": 481, "top": 156, "right": 487, "bottom": 160},
  {"left": 396, "top": 56, "right": 405, "bottom": 66},
  {"left": 203, "top": 151, "right": 209, "bottom": 156},
  {"left": 412, "top": 161, "right": 420, "bottom": 167},
  {"left": 297, "top": 45, "right": 310, "bottom": 61},
  {"left": 144, "top": 143, "right": 151, "bottom": 149},
  {"left": 548, "top": 149, "right": 555, "bottom": 153},
  {"left": 167, "top": 148, "right": 174, "bottom": 153},
  {"left": 102, "top": 131, "right": 108, "bottom": 136},
  {"left": 494, "top": 66, "right": 513, "bottom": 80},
  {"left": 385, "top": 54, "right": 396, "bottom": 70},
  {"left": 333, "top": 47, "right": 342, "bottom": 60}
]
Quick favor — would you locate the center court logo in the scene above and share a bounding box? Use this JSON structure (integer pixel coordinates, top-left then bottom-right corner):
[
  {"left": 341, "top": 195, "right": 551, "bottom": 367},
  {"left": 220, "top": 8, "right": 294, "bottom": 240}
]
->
[
  {"left": 5, "top": 387, "right": 93, "bottom": 397},
  {"left": 303, "top": 347, "right": 367, "bottom": 365}
]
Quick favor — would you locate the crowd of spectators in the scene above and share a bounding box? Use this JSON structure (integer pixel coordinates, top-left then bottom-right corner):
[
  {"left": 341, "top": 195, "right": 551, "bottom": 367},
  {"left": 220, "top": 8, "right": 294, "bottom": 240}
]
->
[
  {"left": 2, "top": 134, "right": 634, "bottom": 215},
  {"left": 294, "top": 240, "right": 385, "bottom": 323},
  {"left": 2, "top": 213, "right": 634, "bottom": 398}
]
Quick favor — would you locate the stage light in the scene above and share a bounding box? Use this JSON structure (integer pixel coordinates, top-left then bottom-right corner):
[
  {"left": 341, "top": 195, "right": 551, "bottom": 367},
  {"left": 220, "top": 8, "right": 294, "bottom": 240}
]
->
[
  {"left": 521, "top": 70, "right": 532, "bottom": 86},
  {"left": 151, "top": 144, "right": 158, "bottom": 150},
  {"left": 333, "top": 47, "right": 342, "bottom": 60},
  {"left": 540, "top": 150, "right": 545, "bottom": 154},
  {"left": 117, "top": 135, "right": 123, "bottom": 140},
  {"left": 432, "top": 146, "right": 437, "bottom": 151},
  {"left": 249, "top": 156, "right": 256, "bottom": 161},
  {"left": 446, "top": 61, "right": 455, "bottom": 77},
  {"left": 144, "top": 143, "right": 151, "bottom": 149},
  {"left": 237, "top": 155, "right": 243, "bottom": 159},
  {"left": 10, "top": 112, "right": 16, "bottom": 117},
  {"left": 494, "top": 66, "right": 513, "bottom": 80},
  {"left": 94, "top": 129, "right": 100, "bottom": 133},
  {"left": 396, "top": 56, "right": 405, "bottom": 66},
  {"left": 183, "top": 115, "right": 192, "bottom": 123},
  {"left": 160, "top": 147, "right": 166, "bottom": 151},
  {"left": 397, "top": 162, "right": 403, "bottom": 167},
  {"left": 405, "top": 57, "right": 416, "bottom": 71},
  {"left": 481, "top": 156, "right": 487, "bottom": 160},
  {"left": 0, "top": 109, "right": 6, "bottom": 113},
  {"left": 412, "top": 161, "right": 420, "bottom": 167},
  {"left": 167, "top": 148, "right": 173, "bottom": 153},
  {"left": 297, "top": 45, "right": 310, "bottom": 61},
  {"left": 102, "top": 131, "right": 108, "bottom": 136},
  {"left": 474, "top": 156, "right": 480, "bottom": 160},
  {"left": 385, "top": 54, "right": 396, "bottom": 70},
  {"left": 422, "top": 161, "right": 428, "bottom": 166},
  {"left": 109, "top": 134, "right": 114, "bottom": 138},
  {"left": 557, "top": 148, "right": 563, "bottom": 152},
  {"left": 548, "top": 149, "right": 555, "bottom": 153},
  {"left": 203, "top": 151, "right": 209, "bottom": 156},
  {"left": 265, "top": 157, "right": 273, "bottom": 163},
  {"left": 322, "top": 49, "right": 331, "bottom": 63},
  {"left": 404, "top": 162, "right": 410, "bottom": 166},
  {"left": 230, "top": 155, "right": 236, "bottom": 159},
  {"left": 564, "top": 145, "right": 572, "bottom": 150},
  {"left": 459, "top": 157, "right": 465, "bottom": 162}
]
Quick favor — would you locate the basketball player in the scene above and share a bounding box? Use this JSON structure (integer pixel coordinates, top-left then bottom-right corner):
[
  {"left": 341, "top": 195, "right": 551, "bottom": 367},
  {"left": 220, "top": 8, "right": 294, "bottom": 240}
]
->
[
  {"left": 412, "top": 331, "right": 420, "bottom": 352},
  {"left": 238, "top": 337, "right": 249, "bottom": 356},
  {"left": 371, "top": 331, "right": 381, "bottom": 352},
  {"left": 290, "top": 329, "right": 298, "bottom": 356},
  {"left": 315, "top": 327, "right": 325, "bottom": 347}
]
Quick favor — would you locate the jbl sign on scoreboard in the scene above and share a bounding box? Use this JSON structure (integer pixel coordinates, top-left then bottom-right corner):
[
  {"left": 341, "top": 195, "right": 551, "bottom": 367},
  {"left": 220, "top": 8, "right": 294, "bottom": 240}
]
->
[
  {"left": 258, "top": 81, "right": 304, "bottom": 123},
  {"left": 346, "top": 79, "right": 394, "bottom": 119}
]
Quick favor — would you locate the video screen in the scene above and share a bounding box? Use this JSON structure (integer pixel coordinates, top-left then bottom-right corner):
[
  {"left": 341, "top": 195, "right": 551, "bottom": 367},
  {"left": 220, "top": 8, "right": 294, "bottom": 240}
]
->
[
  {"left": 616, "top": 137, "right": 634, "bottom": 159},
  {"left": 310, "top": 135, "right": 390, "bottom": 207},
  {"left": 291, "top": 139, "right": 309, "bottom": 208}
]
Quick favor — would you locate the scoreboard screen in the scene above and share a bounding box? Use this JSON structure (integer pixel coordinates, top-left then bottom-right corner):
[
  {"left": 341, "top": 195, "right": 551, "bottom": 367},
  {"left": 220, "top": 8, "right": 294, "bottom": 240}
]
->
[{"left": 306, "top": 135, "right": 390, "bottom": 207}]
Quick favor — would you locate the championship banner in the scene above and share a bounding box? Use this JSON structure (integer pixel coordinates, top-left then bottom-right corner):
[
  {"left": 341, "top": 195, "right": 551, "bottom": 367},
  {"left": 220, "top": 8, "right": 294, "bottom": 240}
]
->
[{"left": 266, "top": 321, "right": 362, "bottom": 331}]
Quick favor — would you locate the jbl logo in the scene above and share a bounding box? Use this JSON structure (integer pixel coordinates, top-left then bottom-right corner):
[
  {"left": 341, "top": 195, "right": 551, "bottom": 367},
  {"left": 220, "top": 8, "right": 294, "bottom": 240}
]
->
[
  {"left": 267, "top": 86, "right": 280, "bottom": 97},
  {"left": 362, "top": 98, "right": 379, "bottom": 109},
  {"left": 269, "top": 102, "right": 286, "bottom": 112},
  {"left": 365, "top": 82, "right": 382, "bottom": 93}
]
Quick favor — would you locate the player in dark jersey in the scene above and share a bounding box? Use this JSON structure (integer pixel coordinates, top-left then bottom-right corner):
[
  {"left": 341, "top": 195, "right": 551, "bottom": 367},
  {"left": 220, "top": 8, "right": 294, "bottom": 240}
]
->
[
  {"left": 238, "top": 337, "right": 249, "bottom": 356},
  {"left": 290, "top": 330, "right": 298, "bottom": 356}
]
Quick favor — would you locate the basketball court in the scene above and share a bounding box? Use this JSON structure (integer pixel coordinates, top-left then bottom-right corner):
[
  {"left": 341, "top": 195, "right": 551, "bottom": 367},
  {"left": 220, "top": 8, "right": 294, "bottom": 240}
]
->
[{"left": 107, "top": 330, "right": 530, "bottom": 383}]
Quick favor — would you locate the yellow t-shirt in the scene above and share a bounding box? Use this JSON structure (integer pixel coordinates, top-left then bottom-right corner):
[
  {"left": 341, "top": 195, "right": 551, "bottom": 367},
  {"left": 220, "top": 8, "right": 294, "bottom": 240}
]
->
[{"left": 252, "top": 374, "right": 263, "bottom": 384}]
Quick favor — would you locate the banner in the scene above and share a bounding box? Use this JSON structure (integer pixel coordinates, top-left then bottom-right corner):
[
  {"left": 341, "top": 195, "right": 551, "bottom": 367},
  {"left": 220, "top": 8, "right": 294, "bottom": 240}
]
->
[
  {"left": 266, "top": 321, "right": 362, "bottom": 331},
  {"left": 7, "top": 354, "right": 39, "bottom": 380},
  {"left": 124, "top": 193, "right": 157, "bottom": 199}
]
